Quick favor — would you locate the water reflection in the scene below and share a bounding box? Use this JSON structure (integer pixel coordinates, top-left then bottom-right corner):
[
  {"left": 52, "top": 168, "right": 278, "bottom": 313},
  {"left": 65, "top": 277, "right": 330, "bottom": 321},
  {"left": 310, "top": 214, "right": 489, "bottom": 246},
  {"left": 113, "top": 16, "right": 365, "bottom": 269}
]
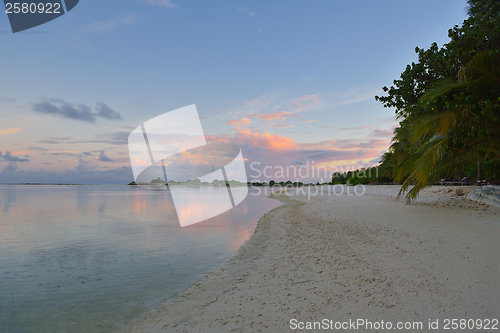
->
[
  {"left": 0, "top": 185, "right": 280, "bottom": 333},
  {"left": 0, "top": 185, "right": 17, "bottom": 215}
]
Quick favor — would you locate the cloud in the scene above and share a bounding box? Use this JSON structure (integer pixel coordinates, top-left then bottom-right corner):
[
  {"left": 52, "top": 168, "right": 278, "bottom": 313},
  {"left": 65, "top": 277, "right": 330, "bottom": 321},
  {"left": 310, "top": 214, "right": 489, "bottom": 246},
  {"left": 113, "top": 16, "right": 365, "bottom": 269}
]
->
[
  {"left": 89, "top": 13, "right": 141, "bottom": 34},
  {"left": 319, "top": 125, "right": 372, "bottom": 130},
  {"left": 38, "top": 136, "right": 75, "bottom": 144},
  {"left": 231, "top": 93, "right": 283, "bottom": 118},
  {"left": 33, "top": 100, "right": 95, "bottom": 123},
  {"left": 138, "top": 0, "right": 175, "bottom": 7},
  {"left": 369, "top": 150, "right": 386, "bottom": 165},
  {"left": 204, "top": 125, "right": 392, "bottom": 182},
  {"left": 338, "top": 126, "right": 371, "bottom": 131},
  {"left": 324, "top": 88, "right": 381, "bottom": 108},
  {"left": 369, "top": 129, "right": 394, "bottom": 138},
  {"left": 0, "top": 124, "right": 391, "bottom": 183},
  {"left": 0, "top": 98, "right": 16, "bottom": 102},
  {"left": 42, "top": 151, "right": 84, "bottom": 157},
  {"left": 342, "top": 140, "right": 388, "bottom": 150},
  {"left": 222, "top": 88, "right": 380, "bottom": 127},
  {"left": 97, "top": 151, "right": 113, "bottom": 162},
  {"left": 32, "top": 99, "right": 122, "bottom": 123},
  {"left": 26, "top": 146, "right": 50, "bottom": 152},
  {"left": 301, "top": 139, "right": 387, "bottom": 151},
  {"left": 93, "top": 130, "right": 131, "bottom": 145},
  {"left": 210, "top": 127, "right": 390, "bottom": 162},
  {"left": 1, "top": 162, "right": 18, "bottom": 173},
  {"left": 95, "top": 103, "right": 123, "bottom": 120},
  {"left": 218, "top": 92, "right": 320, "bottom": 125},
  {"left": 0, "top": 128, "right": 21, "bottom": 135},
  {"left": 37, "top": 150, "right": 122, "bottom": 163},
  {"left": 237, "top": 7, "right": 256, "bottom": 17},
  {"left": 35, "top": 130, "right": 130, "bottom": 147},
  {"left": 0, "top": 151, "right": 30, "bottom": 162},
  {"left": 291, "top": 94, "right": 321, "bottom": 111},
  {"left": 227, "top": 118, "right": 251, "bottom": 126},
  {"left": 247, "top": 111, "right": 300, "bottom": 121},
  {"left": 303, "top": 120, "right": 318, "bottom": 123},
  {"left": 0, "top": 162, "right": 134, "bottom": 184},
  {"left": 234, "top": 129, "right": 296, "bottom": 150}
]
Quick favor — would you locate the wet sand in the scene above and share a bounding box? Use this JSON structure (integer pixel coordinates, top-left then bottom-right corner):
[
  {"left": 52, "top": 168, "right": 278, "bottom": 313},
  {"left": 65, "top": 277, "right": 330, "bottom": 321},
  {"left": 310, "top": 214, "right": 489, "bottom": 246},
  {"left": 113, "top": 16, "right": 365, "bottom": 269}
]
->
[{"left": 125, "top": 185, "right": 500, "bottom": 332}]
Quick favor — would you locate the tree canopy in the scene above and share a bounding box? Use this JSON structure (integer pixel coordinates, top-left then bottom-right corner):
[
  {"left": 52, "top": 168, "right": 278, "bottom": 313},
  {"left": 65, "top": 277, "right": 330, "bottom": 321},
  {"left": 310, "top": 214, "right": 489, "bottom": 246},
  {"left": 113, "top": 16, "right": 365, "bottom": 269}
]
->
[{"left": 375, "top": 0, "right": 500, "bottom": 199}]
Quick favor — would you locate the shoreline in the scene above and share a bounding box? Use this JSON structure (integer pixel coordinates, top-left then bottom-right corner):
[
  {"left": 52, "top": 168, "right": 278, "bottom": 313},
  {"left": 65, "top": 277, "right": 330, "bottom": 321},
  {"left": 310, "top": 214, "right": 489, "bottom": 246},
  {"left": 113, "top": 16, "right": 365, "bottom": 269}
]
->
[
  {"left": 123, "top": 194, "right": 295, "bottom": 332},
  {"left": 125, "top": 185, "right": 499, "bottom": 332}
]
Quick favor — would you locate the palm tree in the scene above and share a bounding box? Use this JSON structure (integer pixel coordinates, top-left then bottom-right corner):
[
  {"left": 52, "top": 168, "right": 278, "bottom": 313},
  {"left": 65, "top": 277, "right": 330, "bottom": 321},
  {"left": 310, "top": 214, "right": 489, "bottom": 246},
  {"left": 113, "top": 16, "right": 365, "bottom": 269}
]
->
[{"left": 398, "top": 51, "right": 500, "bottom": 199}]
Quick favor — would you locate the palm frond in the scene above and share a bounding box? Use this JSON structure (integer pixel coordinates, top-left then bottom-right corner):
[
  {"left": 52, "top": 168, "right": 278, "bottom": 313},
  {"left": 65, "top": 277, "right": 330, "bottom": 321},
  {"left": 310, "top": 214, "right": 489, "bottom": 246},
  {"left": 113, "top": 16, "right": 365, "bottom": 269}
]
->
[
  {"left": 398, "top": 135, "right": 450, "bottom": 199},
  {"left": 419, "top": 80, "right": 464, "bottom": 104},
  {"left": 459, "top": 51, "right": 500, "bottom": 90}
]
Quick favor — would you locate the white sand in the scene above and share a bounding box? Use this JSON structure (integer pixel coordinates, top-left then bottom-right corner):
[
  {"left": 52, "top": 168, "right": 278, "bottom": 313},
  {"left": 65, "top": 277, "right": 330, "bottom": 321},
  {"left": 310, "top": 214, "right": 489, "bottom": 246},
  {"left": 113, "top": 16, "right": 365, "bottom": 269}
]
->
[{"left": 125, "top": 185, "right": 499, "bottom": 332}]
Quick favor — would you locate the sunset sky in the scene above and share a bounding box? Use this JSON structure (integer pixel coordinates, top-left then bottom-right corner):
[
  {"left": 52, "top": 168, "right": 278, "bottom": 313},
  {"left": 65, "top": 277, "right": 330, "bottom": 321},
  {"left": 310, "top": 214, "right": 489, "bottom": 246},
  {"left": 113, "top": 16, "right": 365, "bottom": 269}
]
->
[{"left": 0, "top": 0, "right": 468, "bottom": 183}]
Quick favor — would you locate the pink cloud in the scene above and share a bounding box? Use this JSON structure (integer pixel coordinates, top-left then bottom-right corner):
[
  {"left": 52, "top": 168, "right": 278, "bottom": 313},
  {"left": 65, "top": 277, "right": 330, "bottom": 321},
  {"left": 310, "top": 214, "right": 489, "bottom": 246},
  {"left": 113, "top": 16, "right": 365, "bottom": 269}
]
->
[
  {"left": 291, "top": 94, "right": 321, "bottom": 111},
  {"left": 226, "top": 118, "right": 251, "bottom": 126},
  {"left": 205, "top": 127, "right": 390, "bottom": 180},
  {"left": 246, "top": 111, "right": 300, "bottom": 121},
  {"left": 234, "top": 129, "right": 296, "bottom": 150},
  {"left": 0, "top": 128, "right": 21, "bottom": 136}
]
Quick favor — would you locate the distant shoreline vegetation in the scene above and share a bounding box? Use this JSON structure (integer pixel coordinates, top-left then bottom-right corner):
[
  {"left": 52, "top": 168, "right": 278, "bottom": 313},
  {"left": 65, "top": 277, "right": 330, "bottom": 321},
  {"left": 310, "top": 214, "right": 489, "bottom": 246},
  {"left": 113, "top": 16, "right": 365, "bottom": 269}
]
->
[
  {"left": 128, "top": 178, "right": 248, "bottom": 186},
  {"left": 127, "top": 167, "right": 394, "bottom": 187}
]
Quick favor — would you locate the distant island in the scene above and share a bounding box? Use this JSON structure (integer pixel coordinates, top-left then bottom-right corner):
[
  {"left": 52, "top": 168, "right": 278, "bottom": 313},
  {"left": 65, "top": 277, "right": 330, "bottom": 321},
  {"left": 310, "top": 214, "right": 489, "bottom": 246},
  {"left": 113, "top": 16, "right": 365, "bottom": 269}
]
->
[
  {"left": 127, "top": 169, "right": 395, "bottom": 187},
  {"left": 128, "top": 177, "right": 247, "bottom": 186}
]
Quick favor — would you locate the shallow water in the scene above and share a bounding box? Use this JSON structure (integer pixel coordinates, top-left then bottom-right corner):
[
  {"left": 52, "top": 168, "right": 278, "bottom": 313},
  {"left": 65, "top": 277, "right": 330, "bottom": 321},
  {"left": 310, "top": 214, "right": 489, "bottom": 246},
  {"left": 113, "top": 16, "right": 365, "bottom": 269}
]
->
[{"left": 0, "top": 185, "right": 280, "bottom": 333}]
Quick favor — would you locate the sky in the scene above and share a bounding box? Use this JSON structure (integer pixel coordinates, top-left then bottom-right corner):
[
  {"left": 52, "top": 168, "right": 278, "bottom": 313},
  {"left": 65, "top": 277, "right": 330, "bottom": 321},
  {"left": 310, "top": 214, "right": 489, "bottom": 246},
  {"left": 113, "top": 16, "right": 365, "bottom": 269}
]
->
[{"left": 0, "top": 0, "right": 469, "bottom": 183}]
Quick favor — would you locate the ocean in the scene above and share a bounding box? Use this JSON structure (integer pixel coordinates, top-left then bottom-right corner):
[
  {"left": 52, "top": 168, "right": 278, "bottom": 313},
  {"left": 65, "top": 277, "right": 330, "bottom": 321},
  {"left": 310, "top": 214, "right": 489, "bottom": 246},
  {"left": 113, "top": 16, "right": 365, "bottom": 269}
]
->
[{"left": 0, "top": 185, "right": 280, "bottom": 332}]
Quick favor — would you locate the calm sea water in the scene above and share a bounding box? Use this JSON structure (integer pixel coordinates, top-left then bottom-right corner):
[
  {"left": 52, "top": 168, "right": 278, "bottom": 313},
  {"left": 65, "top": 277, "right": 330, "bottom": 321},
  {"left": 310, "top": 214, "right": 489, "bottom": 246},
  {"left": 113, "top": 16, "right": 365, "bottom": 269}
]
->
[{"left": 0, "top": 185, "right": 280, "bottom": 333}]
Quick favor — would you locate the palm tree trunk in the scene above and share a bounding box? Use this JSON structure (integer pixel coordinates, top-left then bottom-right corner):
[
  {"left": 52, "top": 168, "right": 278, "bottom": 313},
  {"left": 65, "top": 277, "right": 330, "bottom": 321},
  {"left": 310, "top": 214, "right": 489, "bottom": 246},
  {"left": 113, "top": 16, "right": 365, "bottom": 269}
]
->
[{"left": 476, "top": 156, "right": 483, "bottom": 185}]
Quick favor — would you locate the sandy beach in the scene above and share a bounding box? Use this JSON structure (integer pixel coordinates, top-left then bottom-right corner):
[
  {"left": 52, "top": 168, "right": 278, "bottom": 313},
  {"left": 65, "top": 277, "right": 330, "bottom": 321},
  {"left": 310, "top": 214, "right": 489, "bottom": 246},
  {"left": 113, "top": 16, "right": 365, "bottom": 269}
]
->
[{"left": 125, "top": 185, "right": 499, "bottom": 332}]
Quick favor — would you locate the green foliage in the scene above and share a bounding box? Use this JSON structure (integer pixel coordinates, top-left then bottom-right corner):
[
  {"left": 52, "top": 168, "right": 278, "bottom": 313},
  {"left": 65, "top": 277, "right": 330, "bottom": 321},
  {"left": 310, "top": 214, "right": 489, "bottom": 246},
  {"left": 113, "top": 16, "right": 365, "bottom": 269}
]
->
[
  {"left": 332, "top": 167, "right": 393, "bottom": 185},
  {"left": 375, "top": 0, "right": 500, "bottom": 199},
  {"left": 464, "top": 158, "right": 500, "bottom": 180}
]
